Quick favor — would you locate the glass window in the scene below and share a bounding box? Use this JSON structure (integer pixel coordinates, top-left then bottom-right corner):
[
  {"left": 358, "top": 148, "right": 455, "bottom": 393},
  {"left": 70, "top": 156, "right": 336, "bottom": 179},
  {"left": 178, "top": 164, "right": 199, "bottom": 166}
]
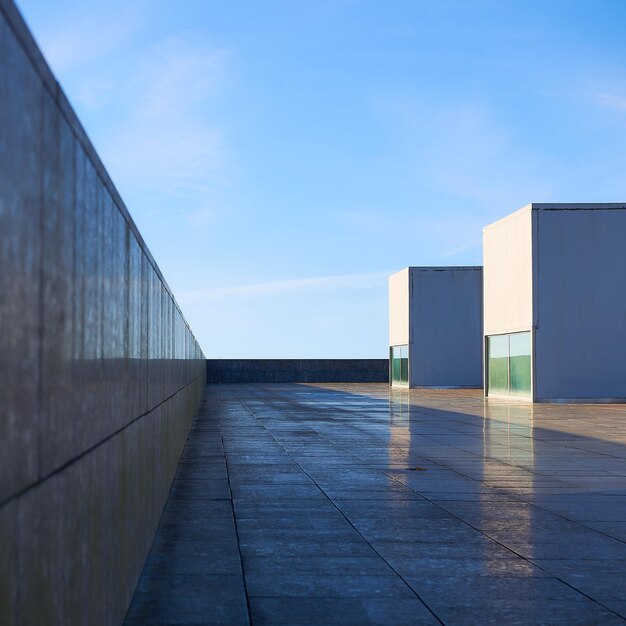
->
[
  {"left": 487, "top": 332, "right": 531, "bottom": 397},
  {"left": 400, "top": 345, "right": 408, "bottom": 384},
  {"left": 392, "top": 349, "right": 401, "bottom": 383},
  {"left": 487, "top": 335, "right": 509, "bottom": 395},
  {"left": 509, "top": 332, "right": 531, "bottom": 396},
  {"left": 390, "top": 344, "right": 409, "bottom": 385}
]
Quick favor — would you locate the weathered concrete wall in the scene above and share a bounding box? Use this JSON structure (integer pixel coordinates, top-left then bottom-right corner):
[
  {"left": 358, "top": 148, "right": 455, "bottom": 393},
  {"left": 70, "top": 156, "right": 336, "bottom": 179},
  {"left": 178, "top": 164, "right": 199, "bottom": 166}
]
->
[
  {"left": 0, "top": 1, "right": 205, "bottom": 624},
  {"left": 408, "top": 267, "right": 483, "bottom": 388},
  {"left": 534, "top": 205, "right": 626, "bottom": 401},
  {"left": 206, "top": 359, "right": 389, "bottom": 383}
]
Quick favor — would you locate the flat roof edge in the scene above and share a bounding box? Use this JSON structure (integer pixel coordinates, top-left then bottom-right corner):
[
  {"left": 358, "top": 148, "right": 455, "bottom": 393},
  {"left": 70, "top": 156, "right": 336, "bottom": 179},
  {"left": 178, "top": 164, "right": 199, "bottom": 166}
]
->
[
  {"left": 390, "top": 266, "right": 482, "bottom": 278},
  {"left": 403, "top": 266, "right": 482, "bottom": 271},
  {"left": 484, "top": 202, "right": 626, "bottom": 232},
  {"left": 530, "top": 203, "right": 626, "bottom": 210}
]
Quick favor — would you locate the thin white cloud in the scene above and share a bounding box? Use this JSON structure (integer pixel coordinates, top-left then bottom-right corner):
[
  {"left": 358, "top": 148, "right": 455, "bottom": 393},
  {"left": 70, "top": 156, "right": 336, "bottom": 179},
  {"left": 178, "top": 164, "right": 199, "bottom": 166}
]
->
[
  {"left": 182, "top": 205, "right": 220, "bottom": 229},
  {"left": 594, "top": 92, "right": 626, "bottom": 113},
  {"left": 178, "top": 271, "right": 391, "bottom": 304},
  {"left": 374, "top": 97, "right": 556, "bottom": 206},
  {"left": 98, "top": 35, "right": 231, "bottom": 194},
  {"left": 35, "top": 3, "right": 146, "bottom": 72},
  {"left": 337, "top": 209, "right": 486, "bottom": 264},
  {"left": 439, "top": 237, "right": 482, "bottom": 259},
  {"left": 339, "top": 210, "right": 482, "bottom": 237},
  {"left": 28, "top": 4, "right": 233, "bottom": 212},
  {"left": 74, "top": 77, "right": 117, "bottom": 110}
]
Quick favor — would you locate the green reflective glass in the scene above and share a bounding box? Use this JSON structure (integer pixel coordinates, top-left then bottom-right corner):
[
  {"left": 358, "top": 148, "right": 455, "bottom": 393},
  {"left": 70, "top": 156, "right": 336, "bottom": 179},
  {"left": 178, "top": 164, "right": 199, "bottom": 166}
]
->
[
  {"left": 509, "top": 332, "right": 531, "bottom": 396},
  {"left": 487, "top": 335, "right": 509, "bottom": 395},
  {"left": 392, "top": 356, "right": 401, "bottom": 382},
  {"left": 390, "top": 345, "right": 408, "bottom": 385},
  {"left": 487, "top": 332, "right": 532, "bottom": 397}
]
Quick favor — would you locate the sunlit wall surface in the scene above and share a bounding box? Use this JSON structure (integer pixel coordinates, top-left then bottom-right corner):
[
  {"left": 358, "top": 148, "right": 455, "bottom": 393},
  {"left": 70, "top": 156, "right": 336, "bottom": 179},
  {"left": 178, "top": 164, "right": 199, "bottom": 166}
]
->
[
  {"left": 0, "top": 2, "right": 205, "bottom": 624},
  {"left": 484, "top": 203, "right": 626, "bottom": 402}
]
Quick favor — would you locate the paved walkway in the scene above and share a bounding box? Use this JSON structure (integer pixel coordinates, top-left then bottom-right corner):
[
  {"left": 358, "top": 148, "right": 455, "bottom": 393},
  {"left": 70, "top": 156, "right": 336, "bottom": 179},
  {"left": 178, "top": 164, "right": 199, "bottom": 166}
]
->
[{"left": 125, "top": 383, "right": 626, "bottom": 625}]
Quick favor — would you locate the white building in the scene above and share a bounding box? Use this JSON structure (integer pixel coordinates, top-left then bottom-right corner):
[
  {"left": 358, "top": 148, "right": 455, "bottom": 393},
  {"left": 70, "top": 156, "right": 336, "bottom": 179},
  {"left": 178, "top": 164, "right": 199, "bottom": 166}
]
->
[
  {"left": 388, "top": 267, "right": 483, "bottom": 388},
  {"left": 483, "top": 203, "right": 626, "bottom": 402}
]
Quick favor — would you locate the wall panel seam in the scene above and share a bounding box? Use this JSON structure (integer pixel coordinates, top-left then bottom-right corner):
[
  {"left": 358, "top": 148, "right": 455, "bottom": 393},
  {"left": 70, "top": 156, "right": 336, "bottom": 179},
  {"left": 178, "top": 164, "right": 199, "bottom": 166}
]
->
[{"left": 0, "top": 373, "right": 205, "bottom": 510}]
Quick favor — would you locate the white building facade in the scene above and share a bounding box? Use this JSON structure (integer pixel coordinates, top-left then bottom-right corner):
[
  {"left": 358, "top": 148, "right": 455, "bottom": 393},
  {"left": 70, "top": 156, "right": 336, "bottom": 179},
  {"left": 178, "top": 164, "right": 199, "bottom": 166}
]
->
[
  {"left": 483, "top": 203, "right": 626, "bottom": 402},
  {"left": 389, "top": 267, "right": 483, "bottom": 388}
]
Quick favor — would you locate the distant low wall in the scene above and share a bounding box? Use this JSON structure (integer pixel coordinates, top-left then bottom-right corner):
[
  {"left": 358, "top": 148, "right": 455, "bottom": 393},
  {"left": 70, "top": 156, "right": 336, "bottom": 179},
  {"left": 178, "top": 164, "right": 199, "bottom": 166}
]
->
[
  {"left": 206, "top": 359, "right": 389, "bottom": 383},
  {"left": 0, "top": 2, "right": 205, "bottom": 624}
]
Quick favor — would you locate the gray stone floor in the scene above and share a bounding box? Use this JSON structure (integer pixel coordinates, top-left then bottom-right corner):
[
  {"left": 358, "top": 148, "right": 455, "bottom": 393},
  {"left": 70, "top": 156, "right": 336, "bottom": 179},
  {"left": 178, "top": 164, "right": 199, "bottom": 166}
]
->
[{"left": 125, "top": 383, "right": 626, "bottom": 625}]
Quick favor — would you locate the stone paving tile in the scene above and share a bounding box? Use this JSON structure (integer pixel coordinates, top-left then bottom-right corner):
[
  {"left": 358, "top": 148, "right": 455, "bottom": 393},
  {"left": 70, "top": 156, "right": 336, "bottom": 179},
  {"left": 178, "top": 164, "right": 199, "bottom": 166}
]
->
[
  {"left": 352, "top": 524, "right": 491, "bottom": 543},
  {"left": 429, "top": 603, "right": 625, "bottom": 626},
  {"left": 124, "top": 575, "right": 249, "bottom": 625},
  {"left": 604, "top": 601, "right": 626, "bottom": 619},
  {"left": 498, "top": 537, "right": 626, "bottom": 560},
  {"left": 581, "top": 520, "right": 626, "bottom": 541},
  {"left": 404, "top": 573, "right": 585, "bottom": 602},
  {"left": 386, "top": 555, "right": 548, "bottom": 578},
  {"left": 369, "top": 538, "right": 516, "bottom": 560},
  {"left": 237, "top": 526, "right": 365, "bottom": 543},
  {"left": 126, "top": 383, "right": 626, "bottom": 625},
  {"left": 249, "top": 597, "right": 438, "bottom": 625},
  {"left": 234, "top": 505, "right": 346, "bottom": 519},
  {"left": 245, "top": 572, "right": 416, "bottom": 598},
  {"left": 229, "top": 472, "right": 315, "bottom": 485},
  {"left": 143, "top": 550, "right": 244, "bottom": 577},
  {"left": 160, "top": 499, "right": 234, "bottom": 520},
  {"left": 242, "top": 556, "right": 397, "bottom": 577},
  {"left": 230, "top": 484, "right": 326, "bottom": 499},
  {"left": 322, "top": 488, "right": 425, "bottom": 501},
  {"left": 530, "top": 559, "right": 626, "bottom": 600},
  {"left": 232, "top": 499, "right": 338, "bottom": 513},
  {"left": 238, "top": 538, "right": 380, "bottom": 558},
  {"left": 168, "top": 479, "right": 232, "bottom": 500}
]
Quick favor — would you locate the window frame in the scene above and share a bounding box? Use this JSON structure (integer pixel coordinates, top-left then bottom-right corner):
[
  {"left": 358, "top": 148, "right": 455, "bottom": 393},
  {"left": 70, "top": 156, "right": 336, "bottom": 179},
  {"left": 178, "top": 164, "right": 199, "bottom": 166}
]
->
[
  {"left": 485, "top": 330, "right": 533, "bottom": 399},
  {"left": 389, "top": 344, "right": 409, "bottom": 387}
]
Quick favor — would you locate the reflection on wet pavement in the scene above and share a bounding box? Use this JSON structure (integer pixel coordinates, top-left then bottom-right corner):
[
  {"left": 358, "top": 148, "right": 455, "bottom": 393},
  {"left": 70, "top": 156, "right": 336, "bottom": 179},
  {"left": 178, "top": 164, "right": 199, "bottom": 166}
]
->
[{"left": 126, "top": 383, "right": 626, "bottom": 625}]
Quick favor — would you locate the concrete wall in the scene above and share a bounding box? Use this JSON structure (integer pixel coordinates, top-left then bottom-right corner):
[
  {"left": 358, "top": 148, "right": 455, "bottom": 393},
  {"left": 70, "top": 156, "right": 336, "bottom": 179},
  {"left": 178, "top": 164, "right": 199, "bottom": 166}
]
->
[
  {"left": 534, "top": 206, "right": 626, "bottom": 401},
  {"left": 0, "top": 2, "right": 205, "bottom": 624},
  {"left": 409, "top": 267, "right": 483, "bottom": 388},
  {"left": 388, "top": 268, "right": 409, "bottom": 347},
  {"left": 206, "top": 359, "right": 389, "bottom": 383},
  {"left": 483, "top": 205, "right": 534, "bottom": 336}
]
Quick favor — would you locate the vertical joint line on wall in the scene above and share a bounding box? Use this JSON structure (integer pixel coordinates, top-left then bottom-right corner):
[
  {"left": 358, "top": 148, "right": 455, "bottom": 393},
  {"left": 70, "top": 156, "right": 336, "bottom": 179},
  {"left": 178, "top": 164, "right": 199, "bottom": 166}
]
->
[
  {"left": 532, "top": 208, "right": 539, "bottom": 401},
  {"left": 36, "top": 85, "right": 44, "bottom": 485},
  {"left": 28, "top": 81, "right": 46, "bottom": 626}
]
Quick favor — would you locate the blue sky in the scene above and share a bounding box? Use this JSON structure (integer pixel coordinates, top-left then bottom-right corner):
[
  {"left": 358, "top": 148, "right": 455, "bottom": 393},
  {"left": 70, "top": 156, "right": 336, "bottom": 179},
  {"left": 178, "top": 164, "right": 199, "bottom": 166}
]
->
[{"left": 17, "top": 0, "right": 626, "bottom": 357}]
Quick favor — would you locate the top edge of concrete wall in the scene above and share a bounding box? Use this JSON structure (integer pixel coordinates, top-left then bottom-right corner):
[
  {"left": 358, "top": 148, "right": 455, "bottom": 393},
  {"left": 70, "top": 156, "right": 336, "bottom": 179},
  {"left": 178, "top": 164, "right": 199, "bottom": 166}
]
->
[
  {"left": 0, "top": 0, "right": 202, "bottom": 354},
  {"left": 205, "top": 359, "right": 387, "bottom": 362}
]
